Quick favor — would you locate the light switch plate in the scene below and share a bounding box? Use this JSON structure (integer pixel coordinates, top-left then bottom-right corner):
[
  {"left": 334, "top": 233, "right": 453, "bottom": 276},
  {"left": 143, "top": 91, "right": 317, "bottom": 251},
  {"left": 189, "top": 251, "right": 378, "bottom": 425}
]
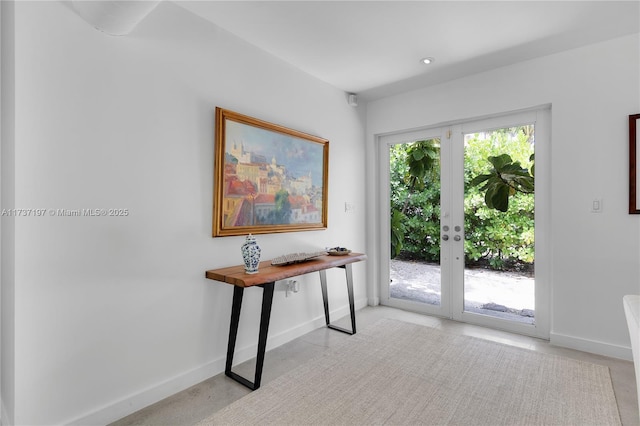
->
[{"left": 591, "top": 199, "right": 603, "bottom": 213}]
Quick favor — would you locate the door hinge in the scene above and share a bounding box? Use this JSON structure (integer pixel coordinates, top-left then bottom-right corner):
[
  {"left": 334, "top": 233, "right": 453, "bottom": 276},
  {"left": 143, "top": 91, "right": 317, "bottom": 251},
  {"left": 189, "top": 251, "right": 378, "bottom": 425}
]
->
[{"left": 446, "top": 129, "right": 452, "bottom": 139}]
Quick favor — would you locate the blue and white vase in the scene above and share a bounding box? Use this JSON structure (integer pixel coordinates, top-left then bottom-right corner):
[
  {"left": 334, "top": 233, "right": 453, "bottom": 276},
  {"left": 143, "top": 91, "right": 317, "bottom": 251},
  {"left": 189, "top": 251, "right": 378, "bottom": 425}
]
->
[{"left": 241, "top": 234, "right": 261, "bottom": 274}]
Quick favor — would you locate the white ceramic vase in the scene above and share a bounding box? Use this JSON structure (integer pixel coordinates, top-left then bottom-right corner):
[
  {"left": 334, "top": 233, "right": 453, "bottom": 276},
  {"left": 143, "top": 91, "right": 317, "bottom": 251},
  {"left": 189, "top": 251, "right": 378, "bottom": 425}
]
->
[{"left": 241, "top": 234, "right": 261, "bottom": 274}]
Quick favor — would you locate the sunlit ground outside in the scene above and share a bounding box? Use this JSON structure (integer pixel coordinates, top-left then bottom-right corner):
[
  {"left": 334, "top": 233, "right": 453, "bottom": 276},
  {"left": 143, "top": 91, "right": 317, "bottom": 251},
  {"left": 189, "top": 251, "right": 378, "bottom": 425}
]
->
[{"left": 390, "top": 259, "right": 534, "bottom": 324}]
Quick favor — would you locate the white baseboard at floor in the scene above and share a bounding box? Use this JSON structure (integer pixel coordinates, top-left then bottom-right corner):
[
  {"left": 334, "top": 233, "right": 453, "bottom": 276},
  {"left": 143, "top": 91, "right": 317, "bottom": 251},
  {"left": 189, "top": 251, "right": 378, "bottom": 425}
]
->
[
  {"left": 550, "top": 331, "right": 632, "bottom": 361},
  {"left": 65, "top": 298, "right": 369, "bottom": 426}
]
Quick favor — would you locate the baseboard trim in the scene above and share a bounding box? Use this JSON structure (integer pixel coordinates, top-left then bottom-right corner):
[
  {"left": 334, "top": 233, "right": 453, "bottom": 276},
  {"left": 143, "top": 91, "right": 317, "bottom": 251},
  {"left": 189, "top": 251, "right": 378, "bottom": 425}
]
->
[
  {"left": 550, "top": 331, "right": 633, "bottom": 361},
  {"left": 66, "top": 297, "right": 369, "bottom": 425}
]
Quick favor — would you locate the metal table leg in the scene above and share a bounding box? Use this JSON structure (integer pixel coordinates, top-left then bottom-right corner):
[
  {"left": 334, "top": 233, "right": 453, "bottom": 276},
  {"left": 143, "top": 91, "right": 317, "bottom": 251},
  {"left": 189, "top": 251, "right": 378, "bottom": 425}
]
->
[
  {"left": 319, "top": 264, "right": 356, "bottom": 335},
  {"left": 224, "top": 282, "right": 275, "bottom": 390}
]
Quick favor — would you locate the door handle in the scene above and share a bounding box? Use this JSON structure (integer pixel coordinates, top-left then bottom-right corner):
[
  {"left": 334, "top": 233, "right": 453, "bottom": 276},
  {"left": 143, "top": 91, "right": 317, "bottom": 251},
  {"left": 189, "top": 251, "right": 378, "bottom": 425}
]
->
[
  {"left": 454, "top": 235, "right": 461, "bottom": 241},
  {"left": 442, "top": 234, "right": 449, "bottom": 241}
]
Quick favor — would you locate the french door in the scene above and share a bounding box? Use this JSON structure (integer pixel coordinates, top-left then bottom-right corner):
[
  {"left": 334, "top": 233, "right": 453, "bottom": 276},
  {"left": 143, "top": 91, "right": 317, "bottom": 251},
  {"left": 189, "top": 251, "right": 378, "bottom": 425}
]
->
[{"left": 380, "top": 109, "right": 549, "bottom": 338}]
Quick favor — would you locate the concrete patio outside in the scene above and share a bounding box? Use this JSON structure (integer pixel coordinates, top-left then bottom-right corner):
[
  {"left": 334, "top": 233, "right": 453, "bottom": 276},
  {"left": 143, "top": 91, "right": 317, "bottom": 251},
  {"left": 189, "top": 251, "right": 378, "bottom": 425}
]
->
[{"left": 390, "top": 259, "right": 535, "bottom": 324}]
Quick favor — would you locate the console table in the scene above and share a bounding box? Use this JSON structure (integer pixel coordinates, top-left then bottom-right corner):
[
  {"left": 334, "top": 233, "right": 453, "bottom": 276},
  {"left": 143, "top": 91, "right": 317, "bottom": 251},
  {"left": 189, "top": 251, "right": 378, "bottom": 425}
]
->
[{"left": 206, "top": 252, "right": 366, "bottom": 390}]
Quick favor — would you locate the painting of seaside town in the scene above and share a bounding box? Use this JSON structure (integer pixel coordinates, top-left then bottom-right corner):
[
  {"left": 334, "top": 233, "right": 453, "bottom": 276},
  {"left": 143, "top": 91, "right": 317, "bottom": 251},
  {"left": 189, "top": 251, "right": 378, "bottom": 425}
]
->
[{"left": 214, "top": 109, "right": 328, "bottom": 236}]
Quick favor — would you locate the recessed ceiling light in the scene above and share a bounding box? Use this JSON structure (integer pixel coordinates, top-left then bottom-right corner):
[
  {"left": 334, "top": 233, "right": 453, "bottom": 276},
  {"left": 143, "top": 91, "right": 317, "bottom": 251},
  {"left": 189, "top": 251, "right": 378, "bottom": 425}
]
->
[{"left": 421, "top": 57, "right": 435, "bottom": 65}]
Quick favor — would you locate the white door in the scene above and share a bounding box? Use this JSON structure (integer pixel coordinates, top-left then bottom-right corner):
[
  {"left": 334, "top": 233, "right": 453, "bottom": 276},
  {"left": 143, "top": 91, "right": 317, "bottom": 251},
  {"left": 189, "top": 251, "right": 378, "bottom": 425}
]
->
[{"left": 380, "top": 109, "right": 549, "bottom": 338}]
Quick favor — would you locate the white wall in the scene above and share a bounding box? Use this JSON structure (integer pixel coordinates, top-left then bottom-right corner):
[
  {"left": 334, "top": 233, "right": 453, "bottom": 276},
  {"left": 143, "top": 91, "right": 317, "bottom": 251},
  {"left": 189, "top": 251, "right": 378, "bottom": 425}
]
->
[
  {"left": 1, "top": 1, "right": 16, "bottom": 425},
  {"left": 4, "top": 2, "right": 366, "bottom": 424},
  {"left": 366, "top": 34, "right": 640, "bottom": 359}
]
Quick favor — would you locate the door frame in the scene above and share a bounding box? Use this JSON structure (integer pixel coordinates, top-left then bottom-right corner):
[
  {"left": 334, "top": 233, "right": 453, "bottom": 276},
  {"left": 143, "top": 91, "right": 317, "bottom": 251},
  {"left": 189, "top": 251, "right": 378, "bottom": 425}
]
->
[{"left": 376, "top": 107, "right": 550, "bottom": 339}]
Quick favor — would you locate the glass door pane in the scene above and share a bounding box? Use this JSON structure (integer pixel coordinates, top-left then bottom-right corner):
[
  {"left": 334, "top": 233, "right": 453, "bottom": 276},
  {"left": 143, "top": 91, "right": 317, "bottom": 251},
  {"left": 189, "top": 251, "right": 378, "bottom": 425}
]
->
[
  {"left": 389, "top": 138, "right": 444, "bottom": 309},
  {"left": 462, "top": 126, "right": 536, "bottom": 324}
]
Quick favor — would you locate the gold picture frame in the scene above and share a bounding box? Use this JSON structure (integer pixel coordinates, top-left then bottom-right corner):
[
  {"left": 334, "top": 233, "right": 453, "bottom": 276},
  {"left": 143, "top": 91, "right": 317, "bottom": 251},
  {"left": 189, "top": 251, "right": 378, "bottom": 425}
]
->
[{"left": 213, "top": 108, "right": 329, "bottom": 237}]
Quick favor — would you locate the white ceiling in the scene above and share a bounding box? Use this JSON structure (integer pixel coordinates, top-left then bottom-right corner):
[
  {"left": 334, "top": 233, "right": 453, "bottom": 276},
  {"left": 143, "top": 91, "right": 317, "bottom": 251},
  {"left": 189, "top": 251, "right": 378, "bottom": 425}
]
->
[{"left": 175, "top": 1, "right": 640, "bottom": 101}]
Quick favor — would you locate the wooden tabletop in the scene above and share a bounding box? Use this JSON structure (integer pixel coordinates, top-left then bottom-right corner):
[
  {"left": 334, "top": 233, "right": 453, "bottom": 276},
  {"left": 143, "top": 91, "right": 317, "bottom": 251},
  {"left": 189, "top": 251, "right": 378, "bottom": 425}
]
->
[{"left": 206, "top": 253, "right": 367, "bottom": 287}]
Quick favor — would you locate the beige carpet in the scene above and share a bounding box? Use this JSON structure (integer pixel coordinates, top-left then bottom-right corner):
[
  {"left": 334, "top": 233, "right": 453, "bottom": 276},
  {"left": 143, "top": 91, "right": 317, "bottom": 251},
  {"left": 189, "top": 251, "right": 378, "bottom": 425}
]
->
[{"left": 202, "top": 319, "right": 621, "bottom": 425}]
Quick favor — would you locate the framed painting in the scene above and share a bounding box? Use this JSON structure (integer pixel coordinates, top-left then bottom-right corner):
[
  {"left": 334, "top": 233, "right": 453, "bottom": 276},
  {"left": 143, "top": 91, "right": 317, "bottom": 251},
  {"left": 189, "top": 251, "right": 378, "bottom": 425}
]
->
[
  {"left": 213, "top": 107, "right": 329, "bottom": 237},
  {"left": 630, "top": 114, "right": 640, "bottom": 214}
]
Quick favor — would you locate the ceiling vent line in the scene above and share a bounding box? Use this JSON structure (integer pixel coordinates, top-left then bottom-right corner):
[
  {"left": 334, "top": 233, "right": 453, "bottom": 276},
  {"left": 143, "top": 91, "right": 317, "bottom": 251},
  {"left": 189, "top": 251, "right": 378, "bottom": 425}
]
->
[{"left": 71, "top": 0, "right": 161, "bottom": 36}]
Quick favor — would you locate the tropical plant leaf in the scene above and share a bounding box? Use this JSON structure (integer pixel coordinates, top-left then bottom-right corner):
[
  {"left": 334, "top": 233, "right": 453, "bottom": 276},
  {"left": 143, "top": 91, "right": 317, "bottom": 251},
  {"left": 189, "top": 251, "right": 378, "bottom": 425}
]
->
[
  {"left": 529, "top": 153, "right": 535, "bottom": 176},
  {"left": 471, "top": 152, "right": 534, "bottom": 212},
  {"left": 470, "top": 173, "right": 491, "bottom": 186},
  {"left": 485, "top": 183, "right": 510, "bottom": 212},
  {"left": 390, "top": 209, "right": 406, "bottom": 258},
  {"left": 488, "top": 154, "right": 513, "bottom": 169}
]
